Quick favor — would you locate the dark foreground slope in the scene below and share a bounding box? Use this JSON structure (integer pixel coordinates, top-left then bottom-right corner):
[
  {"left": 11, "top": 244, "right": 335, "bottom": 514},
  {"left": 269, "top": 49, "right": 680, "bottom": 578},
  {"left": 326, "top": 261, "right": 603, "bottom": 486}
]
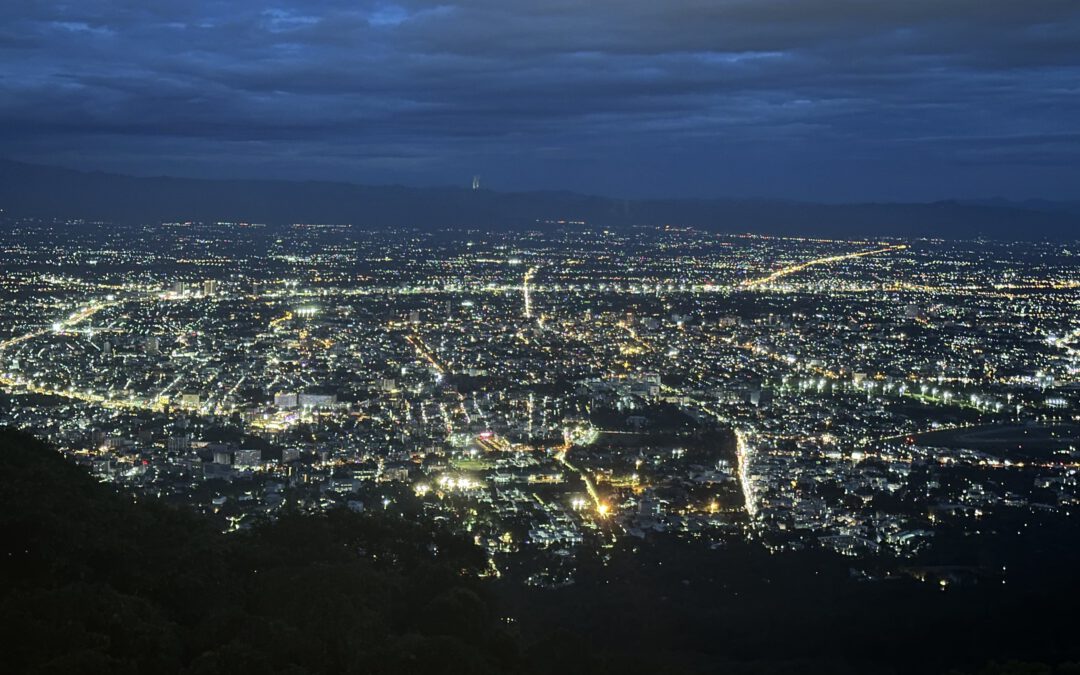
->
[
  {"left": 4, "top": 427, "right": 1080, "bottom": 675},
  {"left": 2, "top": 159, "right": 1078, "bottom": 239},
  {"left": 0, "top": 429, "right": 518, "bottom": 675}
]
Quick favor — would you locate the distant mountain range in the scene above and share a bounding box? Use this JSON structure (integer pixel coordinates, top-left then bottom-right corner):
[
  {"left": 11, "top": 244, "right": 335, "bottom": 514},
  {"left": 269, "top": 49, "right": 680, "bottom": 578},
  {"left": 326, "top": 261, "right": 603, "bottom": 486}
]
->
[{"left": 1, "top": 159, "right": 1077, "bottom": 240}]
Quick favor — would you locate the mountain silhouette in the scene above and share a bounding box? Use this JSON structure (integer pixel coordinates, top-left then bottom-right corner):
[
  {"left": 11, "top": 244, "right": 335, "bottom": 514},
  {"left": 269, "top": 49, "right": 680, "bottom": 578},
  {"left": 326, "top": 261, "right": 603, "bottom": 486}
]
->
[{"left": 1, "top": 159, "right": 1076, "bottom": 239}]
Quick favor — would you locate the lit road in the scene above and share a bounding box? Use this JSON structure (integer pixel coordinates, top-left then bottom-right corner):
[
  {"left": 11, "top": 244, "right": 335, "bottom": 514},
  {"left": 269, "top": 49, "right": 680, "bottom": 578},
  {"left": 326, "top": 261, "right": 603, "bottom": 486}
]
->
[
  {"left": 404, "top": 332, "right": 446, "bottom": 374},
  {"left": 0, "top": 298, "right": 120, "bottom": 351},
  {"left": 734, "top": 429, "right": 760, "bottom": 521},
  {"left": 555, "top": 436, "right": 608, "bottom": 518},
  {"left": 685, "top": 395, "right": 760, "bottom": 523},
  {"left": 741, "top": 244, "right": 907, "bottom": 289},
  {"left": 0, "top": 293, "right": 208, "bottom": 415},
  {"left": 523, "top": 265, "right": 538, "bottom": 319},
  {"left": 0, "top": 297, "right": 158, "bottom": 412}
]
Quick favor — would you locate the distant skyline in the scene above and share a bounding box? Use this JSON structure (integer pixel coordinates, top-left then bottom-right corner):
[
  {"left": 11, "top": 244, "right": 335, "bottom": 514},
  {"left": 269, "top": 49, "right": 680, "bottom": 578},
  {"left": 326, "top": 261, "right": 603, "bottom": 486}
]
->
[{"left": 2, "top": 1, "right": 1079, "bottom": 201}]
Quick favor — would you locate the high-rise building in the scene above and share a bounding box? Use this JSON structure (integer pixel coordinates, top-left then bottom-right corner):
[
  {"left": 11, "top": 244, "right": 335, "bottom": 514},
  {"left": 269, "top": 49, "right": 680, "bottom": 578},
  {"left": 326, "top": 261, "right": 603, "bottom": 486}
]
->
[
  {"left": 275, "top": 392, "right": 299, "bottom": 409},
  {"left": 299, "top": 393, "right": 337, "bottom": 408}
]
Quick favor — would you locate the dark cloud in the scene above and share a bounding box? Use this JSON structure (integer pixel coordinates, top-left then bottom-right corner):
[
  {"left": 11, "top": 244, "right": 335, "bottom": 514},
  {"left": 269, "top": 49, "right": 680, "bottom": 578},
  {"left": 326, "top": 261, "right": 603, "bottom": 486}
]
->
[{"left": 1, "top": 0, "right": 1078, "bottom": 200}]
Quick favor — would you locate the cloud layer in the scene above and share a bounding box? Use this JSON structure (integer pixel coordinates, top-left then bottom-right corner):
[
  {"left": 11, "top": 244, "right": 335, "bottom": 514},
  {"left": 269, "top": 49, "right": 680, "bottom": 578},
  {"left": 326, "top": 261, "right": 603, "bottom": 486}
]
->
[{"left": 2, "top": 1, "right": 1079, "bottom": 200}]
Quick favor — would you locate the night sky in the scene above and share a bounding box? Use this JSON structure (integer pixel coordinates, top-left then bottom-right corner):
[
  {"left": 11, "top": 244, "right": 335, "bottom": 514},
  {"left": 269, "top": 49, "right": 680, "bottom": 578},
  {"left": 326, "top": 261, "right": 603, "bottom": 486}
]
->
[{"left": 2, "top": 1, "right": 1079, "bottom": 201}]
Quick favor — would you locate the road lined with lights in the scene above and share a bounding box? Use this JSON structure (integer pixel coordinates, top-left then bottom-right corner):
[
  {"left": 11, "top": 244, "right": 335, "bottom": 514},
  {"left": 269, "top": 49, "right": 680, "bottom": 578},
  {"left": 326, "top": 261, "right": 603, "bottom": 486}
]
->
[
  {"left": 554, "top": 436, "right": 608, "bottom": 518},
  {"left": 0, "top": 292, "right": 212, "bottom": 415},
  {"left": 523, "top": 265, "right": 537, "bottom": 319},
  {"left": 741, "top": 244, "right": 907, "bottom": 289},
  {"left": 733, "top": 429, "right": 760, "bottom": 521}
]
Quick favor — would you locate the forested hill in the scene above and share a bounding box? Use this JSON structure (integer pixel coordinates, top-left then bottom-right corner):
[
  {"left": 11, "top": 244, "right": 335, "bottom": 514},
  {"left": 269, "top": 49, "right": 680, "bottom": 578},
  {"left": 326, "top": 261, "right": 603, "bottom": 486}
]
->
[
  {"left": 2, "top": 159, "right": 1078, "bottom": 240},
  {"left": 4, "top": 428, "right": 1080, "bottom": 675},
  {"left": 0, "top": 429, "right": 518, "bottom": 675}
]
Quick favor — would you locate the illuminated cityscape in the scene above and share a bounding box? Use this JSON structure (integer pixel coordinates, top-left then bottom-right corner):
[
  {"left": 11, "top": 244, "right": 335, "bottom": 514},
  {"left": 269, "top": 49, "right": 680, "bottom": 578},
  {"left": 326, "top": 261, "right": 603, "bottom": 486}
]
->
[
  {"left": 2, "top": 219, "right": 1076, "bottom": 588},
  {"left": 3, "top": 1, "right": 1080, "bottom": 669}
]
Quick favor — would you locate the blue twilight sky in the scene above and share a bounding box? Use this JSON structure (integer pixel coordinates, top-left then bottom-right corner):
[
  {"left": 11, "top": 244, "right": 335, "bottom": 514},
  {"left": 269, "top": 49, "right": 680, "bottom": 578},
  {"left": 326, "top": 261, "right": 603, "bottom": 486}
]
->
[{"left": 2, "top": 0, "right": 1079, "bottom": 201}]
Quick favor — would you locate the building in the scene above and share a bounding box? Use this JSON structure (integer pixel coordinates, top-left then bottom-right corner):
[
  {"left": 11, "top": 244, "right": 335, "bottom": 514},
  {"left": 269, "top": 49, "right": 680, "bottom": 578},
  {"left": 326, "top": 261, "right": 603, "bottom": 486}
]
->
[
  {"left": 275, "top": 392, "right": 299, "bottom": 409},
  {"left": 234, "top": 448, "right": 262, "bottom": 468},
  {"left": 299, "top": 393, "right": 336, "bottom": 408}
]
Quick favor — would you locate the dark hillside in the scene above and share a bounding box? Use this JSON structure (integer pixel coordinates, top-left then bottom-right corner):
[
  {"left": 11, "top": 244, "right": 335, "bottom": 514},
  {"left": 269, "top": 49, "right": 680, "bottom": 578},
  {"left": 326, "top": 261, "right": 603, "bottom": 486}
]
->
[
  {"left": 0, "top": 429, "right": 518, "bottom": 675},
  {"left": 4, "top": 428, "right": 1080, "bottom": 675}
]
